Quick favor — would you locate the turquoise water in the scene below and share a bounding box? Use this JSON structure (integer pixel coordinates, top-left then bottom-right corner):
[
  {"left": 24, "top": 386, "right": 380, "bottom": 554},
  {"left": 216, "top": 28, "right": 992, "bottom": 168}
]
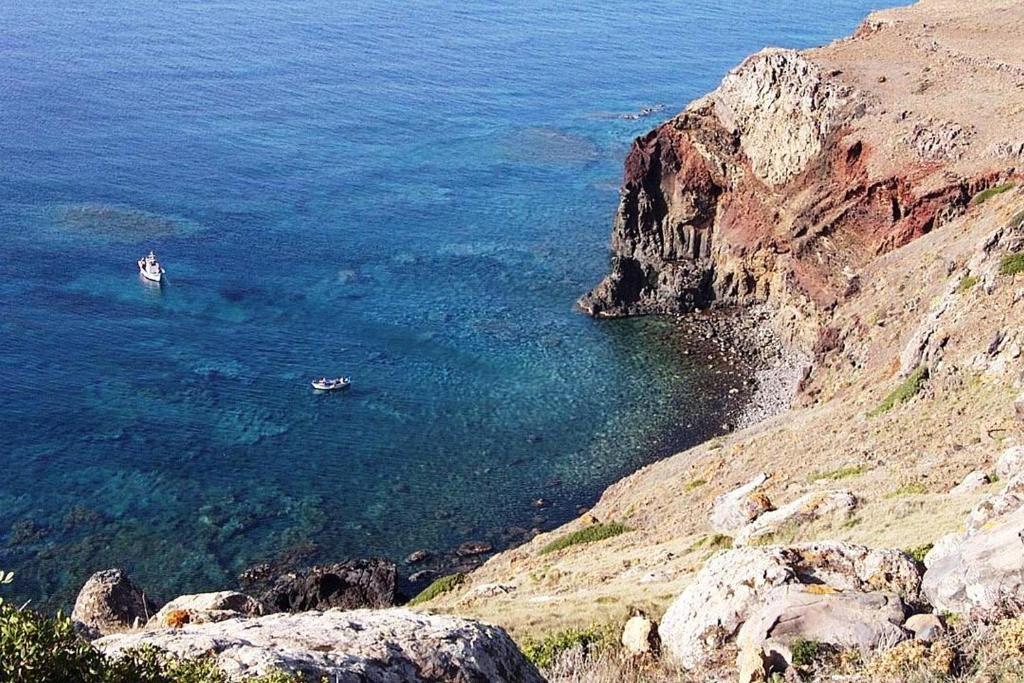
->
[{"left": 0, "top": 0, "right": 895, "bottom": 609}]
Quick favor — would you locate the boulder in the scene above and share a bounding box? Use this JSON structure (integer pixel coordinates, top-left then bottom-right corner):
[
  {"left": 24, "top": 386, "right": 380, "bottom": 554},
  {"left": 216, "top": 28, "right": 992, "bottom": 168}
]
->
[
  {"left": 949, "top": 470, "right": 990, "bottom": 496},
  {"left": 621, "top": 615, "right": 659, "bottom": 656},
  {"left": 738, "top": 585, "right": 907, "bottom": 655},
  {"left": 923, "top": 501, "right": 1024, "bottom": 614},
  {"left": 966, "top": 472, "right": 1024, "bottom": 531},
  {"left": 996, "top": 445, "right": 1024, "bottom": 479},
  {"left": 148, "top": 591, "right": 264, "bottom": 629},
  {"left": 404, "top": 550, "right": 430, "bottom": 565},
  {"left": 95, "top": 608, "right": 543, "bottom": 683},
  {"left": 658, "top": 542, "right": 922, "bottom": 670},
  {"left": 904, "top": 613, "right": 945, "bottom": 643},
  {"left": 72, "top": 569, "right": 157, "bottom": 638},
  {"left": 733, "top": 491, "right": 857, "bottom": 546},
  {"left": 709, "top": 473, "right": 774, "bottom": 534},
  {"left": 248, "top": 559, "right": 397, "bottom": 613},
  {"left": 456, "top": 541, "right": 493, "bottom": 557}
]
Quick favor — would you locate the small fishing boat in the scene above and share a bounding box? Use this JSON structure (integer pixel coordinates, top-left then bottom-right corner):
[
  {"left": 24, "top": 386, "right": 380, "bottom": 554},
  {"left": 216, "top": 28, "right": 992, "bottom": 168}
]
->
[
  {"left": 312, "top": 376, "right": 351, "bottom": 391},
  {"left": 137, "top": 250, "right": 165, "bottom": 283}
]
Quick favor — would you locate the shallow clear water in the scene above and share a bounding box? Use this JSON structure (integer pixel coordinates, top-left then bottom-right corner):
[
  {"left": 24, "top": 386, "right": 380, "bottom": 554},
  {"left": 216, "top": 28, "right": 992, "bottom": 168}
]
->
[{"left": 0, "top": 0, "right": 896, "bottom": 608}]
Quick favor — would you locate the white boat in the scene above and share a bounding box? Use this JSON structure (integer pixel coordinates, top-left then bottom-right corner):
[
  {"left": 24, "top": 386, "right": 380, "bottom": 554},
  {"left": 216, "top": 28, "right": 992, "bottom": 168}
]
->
[
  {"left": 312, "top": 376, "right": 351, "bottom": 391},
  {"left": 138, "top": 250, "right": 165, "bottom": 283}
]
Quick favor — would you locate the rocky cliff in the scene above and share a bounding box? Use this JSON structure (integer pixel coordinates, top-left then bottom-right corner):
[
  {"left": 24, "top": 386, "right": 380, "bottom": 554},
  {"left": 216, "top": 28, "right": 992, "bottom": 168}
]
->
[{"left": 580, "top": 0, "right": 1022, "bottom": 353}]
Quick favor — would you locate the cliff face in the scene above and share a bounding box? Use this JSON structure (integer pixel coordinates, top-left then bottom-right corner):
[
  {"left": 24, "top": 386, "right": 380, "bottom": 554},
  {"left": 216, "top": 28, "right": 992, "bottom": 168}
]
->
[{"left": 580, "top": 1, "right": 1023, "bottom": 352}]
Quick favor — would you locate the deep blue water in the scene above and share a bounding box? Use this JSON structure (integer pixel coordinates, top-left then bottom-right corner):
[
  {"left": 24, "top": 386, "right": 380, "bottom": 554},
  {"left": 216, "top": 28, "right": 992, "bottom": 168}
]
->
[{"left": 0, "top": 0, "right": 897, "bottom": 608}]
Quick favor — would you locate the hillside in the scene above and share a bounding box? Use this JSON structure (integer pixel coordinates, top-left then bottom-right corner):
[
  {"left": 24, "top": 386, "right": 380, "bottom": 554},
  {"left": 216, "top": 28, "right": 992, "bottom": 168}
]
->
[{"left": 421, "top": 0, "right": 1024, "bottom": 678}]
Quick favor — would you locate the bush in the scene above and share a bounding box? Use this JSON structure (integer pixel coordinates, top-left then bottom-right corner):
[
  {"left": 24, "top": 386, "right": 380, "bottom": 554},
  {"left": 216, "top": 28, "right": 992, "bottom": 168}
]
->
[
  {"left": 905, "top": 543, "right": 934, "bottom": 563},
  {"left": 971, "top": 182, "right": 1015, "bottom": 205},
  {"left": 407, "top": 573, "right": 465, "bottom": 606},
  {"left": 0, "top": 602, "right": 309, "bottom": 683},
  {"left": 869, "top": 366, "right": 928, "bottom": 417},
  {"left": 808, "top": 465, "right": 867, "bottom": 482},
  {"left": 956, "top": 275, "right": 979, "bottom": 293},
  {"left": 538, "top": 523, "right": 629, "bottom": 556},
  {"left": 1000, "top": 253, "right": 1024, "bottom": 276},
  {"left": 520, "top": 626, "right": 608, "bottom": 669},
  {"left": 790, "top": 638, "right": 823, "bottom": 667}
]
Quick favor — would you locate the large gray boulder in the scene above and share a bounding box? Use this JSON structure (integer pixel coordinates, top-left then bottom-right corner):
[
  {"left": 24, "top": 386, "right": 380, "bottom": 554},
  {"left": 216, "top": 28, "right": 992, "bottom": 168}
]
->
[
  {"left": 996, "top": 445, "right": 1024, "bottom": 479},
  {"left": 709, "top": 473, "right": 774, "bottom": 534},
  {"left": 148, "top": 591, "right": 265, "bottom": 628},
  {"left": 96, "top": 608, "right": 544, "bottom": 683},
  {"left": 658, "top": 543, "right": 922, "bottom": 670},
  {"left": 738, "top": 585, "right": 908, "bottom": 657},
  {"left": 243, "top": 558, "right": 397, "bottom": 613},
  {"left": 733, "top": 490, "right": 857, "bottom": 546},
  {"left": 923, "top": 492, "right": 1024, "bottom": 614},
  {"left": 72, "top": 569, "right": 157, "bottom": 638}
]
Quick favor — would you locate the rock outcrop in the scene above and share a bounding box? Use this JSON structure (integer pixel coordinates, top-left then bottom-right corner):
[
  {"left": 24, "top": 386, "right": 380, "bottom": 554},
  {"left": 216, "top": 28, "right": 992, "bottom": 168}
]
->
[
  {"left": 95, "top": 609, "right": 543, "bottom": 683},
  {"left": 243, "top": 558, "right": 397, "bottom": 613},
  {"left": 71, "top": 569, "right": 157, "bottom": 638},
  {"left": 148, "top": 591, "right": 265, "bottom": 628},
  {"left": 658, "top": 542, "right": 921, "bottom": 670},
  {"left": 709, "top": 472, "right": 774, "bottom": 534},
  {"left": 733, "top": 490, "right": 857, "bottom": 546},
  {"left": 924, "top": 472, "right": 1024, "bottom": 614}
]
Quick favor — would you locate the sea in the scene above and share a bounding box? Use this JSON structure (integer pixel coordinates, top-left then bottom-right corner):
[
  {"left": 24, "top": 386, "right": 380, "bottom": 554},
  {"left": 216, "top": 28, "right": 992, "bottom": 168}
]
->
[{"left": 0, "top": 0, "right": 898, "bottom": 609}]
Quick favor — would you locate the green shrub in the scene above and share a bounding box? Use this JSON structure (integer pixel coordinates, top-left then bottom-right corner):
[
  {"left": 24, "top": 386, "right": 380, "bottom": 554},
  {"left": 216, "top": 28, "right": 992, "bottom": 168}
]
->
[
  {"left": 956, "top": 275, "right": 979, "bottom": 293},
  {"left": 0, "top": 602, "right": 310, "bottom": 683},
  {"left": 683, "top": 478, "right": 707, "bottom": 492},
  {"left": 407, "top": 573, "right": 465, "bottom": 606},
  {"left": 869, "top": 366, "right": 928, "bottom": 417},
  {"left": 520, "top": 626, "right": 608, "bottom": 669},
  {"left": 1000, "top": 254, "right": 1024, "bottom": 276},
  {"left": 790, "top": 638, "right": 823, "bottom": 667},
  {"left": 808, "top": 464, "right": 867, "bottom": 483},
  {"left": 905, "top": 544, "right": 934, "bottom": 563},
  {"left": 889, "top": 482, "right": 928, "bottom": 497},
  {"left": 971, "top": 182, "right": 1015, "bottom": 205},
  {"left": 538, "top": 522, "right": 629, "bottom": 556}
]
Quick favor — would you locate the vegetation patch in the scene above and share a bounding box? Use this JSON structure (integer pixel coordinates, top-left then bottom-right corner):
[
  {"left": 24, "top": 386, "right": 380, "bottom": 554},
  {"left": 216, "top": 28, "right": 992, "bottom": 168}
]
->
[
  {"left": 407, "top": 573, "right": 465, "bottom": 606},
  {"left": 683, "top": 478, "right": 707, "bottom": 492},
  {"left": 791, "top": 638, "right": 824, "bottom": 667},
  {"left": 808, "top": 464, "right": 867, "bottom": 483},
  {"left": 971, "top": 182, "right": 1015, "bottom": 205},
  {"left": 0, "top": 601, "right": 306, "bottom": 682},
  {"left": 956, "top": 275, "right": 979, "bottom": 293},
  {"left": 520, "top": 626, "right": 609, "bottom": 670},
  {"left": 869, "top": 366, "right": 928, "bottom": 417},
  {"left": 538, "top": 522, "right": 628, "bottom": 556},
  {"left": 889, "top": 482, "right": 928, "bottom": 497},
  {"left": 1000, "top": 253, "right": 1024, "bottom": 276},
  {"left": 905, "top": 543, "right": 934, "bottom": 563}
]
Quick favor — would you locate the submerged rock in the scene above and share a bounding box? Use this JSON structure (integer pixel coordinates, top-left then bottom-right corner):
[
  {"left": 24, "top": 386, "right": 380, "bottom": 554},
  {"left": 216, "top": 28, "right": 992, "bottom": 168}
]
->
[
  {"left": 72, "top": 568, "right": 158, "bottom": 639},
  {"left": 95, "top": 608, "right": 543, "bottom": 683}
]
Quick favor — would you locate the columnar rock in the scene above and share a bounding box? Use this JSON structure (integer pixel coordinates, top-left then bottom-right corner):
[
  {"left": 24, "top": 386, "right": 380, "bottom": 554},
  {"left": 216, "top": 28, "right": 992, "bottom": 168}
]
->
[
  {"left": 733, "top": 490, "right": 857, "bottom": 546},
  {"left": 658, "top": 543, "right": 922, "bottom": 670},
  {"left": 148, "top": 591, "right": 265, "bottom": 628},
  {"left": 95, "top": 609, "right": 544, "bottom": 683},
  {"left": 72, "top": 568, "right": 157, "bottom": 638},
  {"left": 246, "top": 558, "right": 397, "bottom": 613},
  {"left": 709, "top": 472, "right": 774, "bottom": 534}
]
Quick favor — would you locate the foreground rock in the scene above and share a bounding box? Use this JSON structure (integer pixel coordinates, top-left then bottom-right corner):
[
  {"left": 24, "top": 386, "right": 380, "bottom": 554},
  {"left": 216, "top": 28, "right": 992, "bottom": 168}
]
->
[
  {"left": 733, "top": 490, "right": 857, "bottom": 546},
  {"left": 96, "top": 609, "right": 543, "bottom": 683},
  {"left": 246, "top": 558, "right": 397, "bottom": 612},
  {"left": 148, "top": 591, "right": 265, "bottom": 628},
  {"left": 72, "top": 569, "right": 157, "bottom": 638},
  {"left": 658, "top": 543, "right": 921, "bottom": 670},
  {"left": 924, "top": 472, "right": 1024, "bottom": 614},
  {"left": 709, "top": 472, "right": 774, "bottom": 534},
  {"left": 737, "top": 585, "right": 908, "bottom": 681}
]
